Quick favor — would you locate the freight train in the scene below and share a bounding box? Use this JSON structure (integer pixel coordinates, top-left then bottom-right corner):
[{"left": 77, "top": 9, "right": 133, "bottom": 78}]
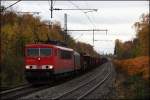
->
[{"left": 24, "top": 40, "right": 104, "bottom": 83}]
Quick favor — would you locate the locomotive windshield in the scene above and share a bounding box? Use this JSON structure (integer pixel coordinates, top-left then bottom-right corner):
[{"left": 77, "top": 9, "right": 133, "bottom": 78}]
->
[
  {"left": 27, "top": 48, "right": 52, "bottom": 57},
  {"left": 40, "top": 48, "right": 52, "bottom": 56},
  {"left": 27, "top": 48, "right": 39, "bottom": 56}
]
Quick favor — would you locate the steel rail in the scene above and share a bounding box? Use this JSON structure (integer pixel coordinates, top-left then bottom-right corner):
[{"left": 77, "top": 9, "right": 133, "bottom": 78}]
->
[
  {"left": 0, "top": 84, "right": 49, "bottom": 100},
  {"left": 52, "top": 63, "right": 109, "bottom": 100},
  {"left": 77, "top": 63, "right": 112, "bottom": 100},
  {"left": 0, "top": 84, "right": 31, "bottom": 95}
]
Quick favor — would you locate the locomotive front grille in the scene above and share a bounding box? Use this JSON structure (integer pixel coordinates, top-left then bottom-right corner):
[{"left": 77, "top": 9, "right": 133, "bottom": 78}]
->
[{"left": 25, "top": 69, "right": 54, "bottom": 79}]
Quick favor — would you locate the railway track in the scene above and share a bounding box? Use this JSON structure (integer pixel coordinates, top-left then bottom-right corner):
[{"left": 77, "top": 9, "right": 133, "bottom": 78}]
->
[
  {"left": 0, "top": 83, "right": 30, "bottom": 91},
  {"left": 0, "top": 83, "right": 30, "bottom": 94},
  {"left": 52, "top": 62, "right": 112, "bottom": 100},
  {"left": 0, "top": 83, "right": 50, "bottom": 100},
  {"left": 0, "top": 62, "right": 112, "bottom": 100}
]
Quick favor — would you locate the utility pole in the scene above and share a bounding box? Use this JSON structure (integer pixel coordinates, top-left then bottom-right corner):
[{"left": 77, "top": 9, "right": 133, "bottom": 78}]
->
[
  {"left": 48, "top": 2, "right": 107, "bottom": 47},
  {"left": 47, "top": 21, "right": 51, "bottom": 41},
  {"left": 93, "top": 29, "right": 94, "bottom": 46},
  {"left": 50, "top": 0, "right": 53, "bottom": 18},
  {"left": 64, "top": 13, "right": 67, "bottom": 42},
  {"left": 49, "top": 3, "right": 98, "bottom": 18}
]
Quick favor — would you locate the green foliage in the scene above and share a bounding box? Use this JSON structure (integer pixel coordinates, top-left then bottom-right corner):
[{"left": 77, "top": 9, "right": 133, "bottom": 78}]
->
[
  {"left": 124, "top": 74, "right": 149, "bottom": 99},
  {"left": 1, "top": 56, "right": 25, "bottom": 87}
]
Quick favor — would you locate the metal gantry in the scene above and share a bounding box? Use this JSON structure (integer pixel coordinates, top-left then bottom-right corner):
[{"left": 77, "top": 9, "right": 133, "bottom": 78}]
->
[
  {"left": 67, "top": 29, "right": 108, "bottom": 46},
  {"left": 63, "top": 13, "right": 108, "bottom": 45},
  {"left": 49, "top": 0, "right": 98, "bottom": 18}
]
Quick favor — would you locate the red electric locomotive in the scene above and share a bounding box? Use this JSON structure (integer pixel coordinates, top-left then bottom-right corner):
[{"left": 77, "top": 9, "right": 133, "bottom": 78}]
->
[
  {"left": 25, "top": 43, "right": 77, "bottom": 82},
  {"left": 24, "top": 40, "right": 104, "bottom": 83}
]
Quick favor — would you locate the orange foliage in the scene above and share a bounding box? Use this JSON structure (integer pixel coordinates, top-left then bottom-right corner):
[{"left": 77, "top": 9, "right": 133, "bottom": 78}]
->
[{"left": 113, "top": 56, "right": 150, "bottom": 80}]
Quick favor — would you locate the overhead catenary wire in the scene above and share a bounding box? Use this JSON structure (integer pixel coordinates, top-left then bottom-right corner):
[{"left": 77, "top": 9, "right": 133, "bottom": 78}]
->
[
  {"left": 52, "top": 0, "right": 56, "bottom": 6},
  {"left": 67, "top": 0, "right": 98, "bottom": 43},
  {"left": 84, "top": 1, "right": 98, "bottom": 29},
  {"left": 48, "top": 0, "right": 51, "bottom": 7},
  {"left": 48, "top": 0, "right": 57, "bottom": 18},
  {"left": 74, "top": 33, "right": 84, "bottom": 41},
  {"left": 48, "top": 0, "right": 56, "bottom": 8},
  {"left": 2, "top": 0, "right": 21, "bottom": 12},
  {"left": 47, "top": 1, "right": 107, "bottom": 46},
  {"left": 53, "top": 8, "right": 97, "bottom": 11},
  {"left": 94, "top": 40, "right": 113, "bottom": 42},
  {"left": 68, "top": 0, "right": 96, "bottom": 28},
  {"left": 68, "top": 1, "right": 96, "bottom": 28}
]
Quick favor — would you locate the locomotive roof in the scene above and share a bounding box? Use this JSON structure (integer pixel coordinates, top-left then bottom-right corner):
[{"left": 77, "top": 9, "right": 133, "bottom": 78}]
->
[
  {"left": 26, "top": 44, "right": 54, "bottom": 48},
  {"left": 56, "top": 45, "right": 73, "bottom": 51},
  {"left": 26, "top": 44, "right": 73, "bottom": 51}
]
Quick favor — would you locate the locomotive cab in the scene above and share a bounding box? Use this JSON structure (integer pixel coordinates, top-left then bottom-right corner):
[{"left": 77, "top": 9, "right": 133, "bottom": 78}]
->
[
  {"left": 24, "top": 44, "right": 74, "bottom": 83},
  {"left": 25, "top": 44, "right": 55, "bottom": 82}
]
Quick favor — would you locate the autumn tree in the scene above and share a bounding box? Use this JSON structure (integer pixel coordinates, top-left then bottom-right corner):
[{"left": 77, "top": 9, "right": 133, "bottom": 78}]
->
[
  {"left": 114, "top": 13, "right": 149, "bottom": 59},
  {"left": 1, "top": 9, "right": 100, "bottom": 87},
  {"left": 114, "top": 39, "right": 124, "bottom": 59},
  {"left": 134, "top": 13, "right": 150, "bottom": 56}
]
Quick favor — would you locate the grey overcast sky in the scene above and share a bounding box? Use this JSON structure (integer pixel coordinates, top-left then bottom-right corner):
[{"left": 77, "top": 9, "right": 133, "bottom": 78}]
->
[{"left": 2, "top": 0, "right": 149, "bottom": 54}]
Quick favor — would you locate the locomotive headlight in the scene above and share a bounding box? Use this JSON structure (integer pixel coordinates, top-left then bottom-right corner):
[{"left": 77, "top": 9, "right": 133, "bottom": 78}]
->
[
  {"left": 25, "top": 65, "right": 30, "bottom": 69},
  {"left": 42, "top": 65, "right": 53, "bottom": 69},
  {"left": 25, "top": 65, "right": 37, "bottom": 69},
  {"left": 48, "top": 65, "right": 53, "bottom": 69}
]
